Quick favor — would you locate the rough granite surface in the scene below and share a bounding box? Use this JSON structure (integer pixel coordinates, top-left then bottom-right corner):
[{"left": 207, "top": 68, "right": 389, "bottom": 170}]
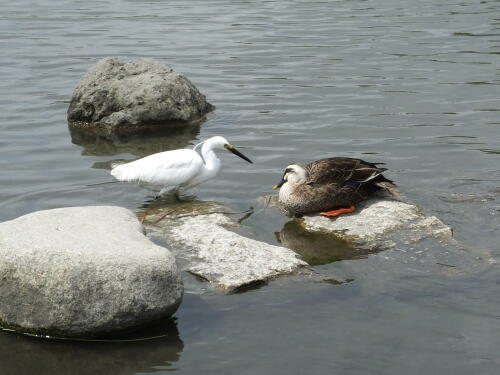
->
[
  {"left": 146, "top": 209, "right": 307, "bottom": 292},
  {"left": 301, "top": 199, "right": 453, "bottom": 243},
  {"left": 67, "top": 57, "right": 214, "bottom": 133}
]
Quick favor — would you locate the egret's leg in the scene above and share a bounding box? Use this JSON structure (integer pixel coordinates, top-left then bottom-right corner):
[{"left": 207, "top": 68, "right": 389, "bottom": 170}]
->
[
  {"left": 320, "top": 205, "right": 356, "bottom": 218},
  {"left": 173, "top": 188, "right": 182, "bottom": 202},
  {"left": 138, "top": 210, "right": 149, "bottom": 223},
  {"left": 151, "top": 208, "right": 180, "bottom": 224}
]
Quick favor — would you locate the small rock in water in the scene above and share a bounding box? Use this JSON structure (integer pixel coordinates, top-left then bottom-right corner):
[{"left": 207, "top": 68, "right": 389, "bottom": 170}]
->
[
  {"left": 67, "top": 57, "right": 214, "bottom": 134},
  {"left": 0, "top": 206, "right": 183, "bottom": 338},
  {"left": 144, "top": 202, "right": 307, "bottom": 293},
  {"left": 301, "top": 199, "right": 453, "bottom": 243}
]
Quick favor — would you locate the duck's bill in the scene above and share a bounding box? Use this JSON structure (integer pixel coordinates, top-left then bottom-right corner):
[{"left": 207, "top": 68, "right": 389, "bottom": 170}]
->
[
  {"left": 226, "top": 145, "right": 253, "bottom": 163},
  {"left": 272, "top": 178, "right": 286, "bottom": 190}
]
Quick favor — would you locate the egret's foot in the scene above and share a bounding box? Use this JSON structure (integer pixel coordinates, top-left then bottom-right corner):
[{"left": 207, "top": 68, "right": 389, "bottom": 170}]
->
[
  {"left": 171, "top": 189, "right": 182, "bottom": 202},
  {"left": 320, "top": 205, "right": 356, "bottom": 218},
  {"left": 138, "top": 210, "right": 149, "bottom": 223},
  {"left": 152, "top": 208, "right": 179, "bottom": 224}
]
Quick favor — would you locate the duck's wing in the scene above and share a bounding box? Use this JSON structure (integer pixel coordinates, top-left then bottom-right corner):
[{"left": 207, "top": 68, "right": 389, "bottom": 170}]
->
[{"left": 305, "top": 157, "right": 387, "bottom": 185}]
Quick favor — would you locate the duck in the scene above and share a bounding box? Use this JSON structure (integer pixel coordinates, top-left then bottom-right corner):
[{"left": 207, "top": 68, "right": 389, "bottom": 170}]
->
[{"left": 272, "top": 157, "right": 398, "bottom": 217}]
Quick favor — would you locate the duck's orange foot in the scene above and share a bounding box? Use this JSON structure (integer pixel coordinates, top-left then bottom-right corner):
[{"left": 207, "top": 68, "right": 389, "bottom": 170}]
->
[{"left": 320, "top": 205, "right": 356, "bottom": 218}]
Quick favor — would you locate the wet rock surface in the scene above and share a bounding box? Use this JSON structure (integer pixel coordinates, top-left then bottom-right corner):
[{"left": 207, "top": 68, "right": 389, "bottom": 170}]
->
[
  {"left": 0, "top": 206, "right": 183, "bottom": 337},
  {"left": 301, "top": 198, "right": 453, "bottom": 244},
  {"left": 142, "top": 195, "right": 492, "bottom": 294},
  {"left": 67, "top": 57, "right": 214, "bottom": 134},
  {"left": 143, "top": 202, "right": 307, "bottom": 292},
  {"left": 263, "top": 195, "right": 452, "bottom": 244},
  {"left": 264, "top": 194, "right": 493, "bottom": 277}
]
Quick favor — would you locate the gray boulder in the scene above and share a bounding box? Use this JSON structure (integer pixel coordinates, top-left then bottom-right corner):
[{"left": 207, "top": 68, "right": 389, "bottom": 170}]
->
[
  {"left": 0, "top": 206, "right": 183, "bottom": 337},
  {"left": 67, "top": 57, "right": 214, "bottom": 134}
]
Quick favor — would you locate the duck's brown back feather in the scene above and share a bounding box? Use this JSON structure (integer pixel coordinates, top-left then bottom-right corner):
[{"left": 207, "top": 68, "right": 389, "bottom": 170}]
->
[{"left": 305, "top": 157, "right": 390, "bottom": 185}]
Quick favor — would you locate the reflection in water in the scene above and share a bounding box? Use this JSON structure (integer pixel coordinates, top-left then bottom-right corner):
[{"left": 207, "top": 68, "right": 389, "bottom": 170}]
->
[
  {"left": 278, "top": 219, "right": 381, "bottom": 266},
  {"left": 0, "top": 318, "right": 183, "bottom": 375},
  {"left": 70, "top": 122, "right": 201, "bottom": 157}
]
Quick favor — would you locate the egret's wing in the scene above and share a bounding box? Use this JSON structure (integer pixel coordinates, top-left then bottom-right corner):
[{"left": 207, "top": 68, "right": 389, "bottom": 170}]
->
[{"left": 111, "top": 149, "right": 203, "bottom": 187}]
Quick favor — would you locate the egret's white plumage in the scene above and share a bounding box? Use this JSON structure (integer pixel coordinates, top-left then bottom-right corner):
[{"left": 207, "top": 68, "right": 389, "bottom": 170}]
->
[{"left": 110, "top": 136, "right": 252, "bottom": 193}]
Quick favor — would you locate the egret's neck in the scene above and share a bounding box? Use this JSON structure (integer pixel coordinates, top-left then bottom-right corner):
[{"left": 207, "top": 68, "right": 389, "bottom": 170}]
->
[{"left": 201, "top": 142, "right": 222, "bottom": 175}]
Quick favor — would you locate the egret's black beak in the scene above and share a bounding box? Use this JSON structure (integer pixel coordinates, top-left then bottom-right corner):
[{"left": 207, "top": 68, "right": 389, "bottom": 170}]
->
[
  {"left": 272, "top": 178, "right": 286, "bottom": 190},
  {"left": 224, "top": 144, "right": 253, "bottom": 164}
]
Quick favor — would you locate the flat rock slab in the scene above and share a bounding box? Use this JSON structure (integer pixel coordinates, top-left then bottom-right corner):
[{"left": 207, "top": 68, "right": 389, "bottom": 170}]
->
[
  {"left": 301, "top": 199, "right": 453, "bottom": 244},
  {"left": 145, "top": 203, "right": 307, "bottom": 293},
  {"left": 68, "top": 57, "right": 214, "bottom": 134},
  {"left": 0, "top": 206, "right": 183, "bottom": 338}
]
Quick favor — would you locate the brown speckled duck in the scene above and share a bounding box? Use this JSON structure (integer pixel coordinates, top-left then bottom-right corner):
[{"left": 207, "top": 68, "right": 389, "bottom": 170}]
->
[{"left": 273, "top": 157, "right": 398, "bottom": 217}]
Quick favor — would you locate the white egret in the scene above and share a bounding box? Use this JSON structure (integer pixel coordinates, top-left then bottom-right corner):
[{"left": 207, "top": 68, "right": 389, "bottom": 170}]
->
[{"left": 110, "top": 136, "right": 252, "bottom": 195}]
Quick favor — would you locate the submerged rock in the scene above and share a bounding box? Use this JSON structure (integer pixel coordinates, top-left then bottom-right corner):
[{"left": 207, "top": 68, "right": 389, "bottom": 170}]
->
[
  {"left": 0, "top": 206, "right": 183, "bottom": 337},
  {"left": 67, "top": 57, "right": 214, "bottom": 134},
  {"left": 144, "top": 202, "right": 307, "bottom": 292}
]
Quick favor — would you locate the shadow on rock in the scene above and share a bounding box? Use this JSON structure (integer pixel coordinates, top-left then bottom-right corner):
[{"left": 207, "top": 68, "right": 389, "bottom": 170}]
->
[
  {"left": 70, "top": 121, "right": 201, "bottom": 158},
  {"left": 0, "top": 318, "right": 183, "bottom": 375},
  {"left": 277, "top": 219, "right": 382, "bottom": 266}
]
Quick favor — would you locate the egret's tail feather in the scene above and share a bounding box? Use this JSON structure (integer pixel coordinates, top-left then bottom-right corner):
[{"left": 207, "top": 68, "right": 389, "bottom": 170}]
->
[
  {"left": 110, "top": 161, "right": 126, "bottom": 170},
  {"left": 110, "top": 164, "right": 129, "bottom": 181}
]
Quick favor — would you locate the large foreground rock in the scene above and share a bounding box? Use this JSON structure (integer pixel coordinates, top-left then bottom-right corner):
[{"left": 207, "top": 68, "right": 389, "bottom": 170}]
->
[
  {"left": 0, "top": 206, "right": 183, "bottom": 337},
  {"left": 145, "top": 202, "right": 307, "bottom": 292},
  {"left": 68, "top": 57, "right": 214, "bottom": 134}
]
